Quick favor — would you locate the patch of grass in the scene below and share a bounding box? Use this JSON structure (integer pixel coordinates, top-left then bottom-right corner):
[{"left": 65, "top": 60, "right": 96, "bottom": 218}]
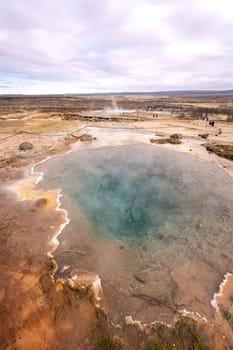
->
[
  {"left": 95, "top": 335, "right": 122, "bottom": 350},
  {"left": 172, "top": 320, "right": 208, "bottom": 350},
  {"left": 143, "top": 340, "right": 173, "bottom": 350},
  {"left": 193, "top": 340, "right": 208, "bottom": 350},
  {"left": 23, "top": 119, "right": 81, "bottom": 134},
  {"left": 226, "top": 150, "right": 233, "bottom": 159}
]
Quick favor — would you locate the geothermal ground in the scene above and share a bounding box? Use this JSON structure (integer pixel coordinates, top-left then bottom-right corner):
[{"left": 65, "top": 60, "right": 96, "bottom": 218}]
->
[{"left": 1, "top": 92, "right": 233, "bottom": 350}]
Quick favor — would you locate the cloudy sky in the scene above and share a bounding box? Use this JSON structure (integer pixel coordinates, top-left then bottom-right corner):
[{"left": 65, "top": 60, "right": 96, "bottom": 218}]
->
[{"left": 0, "top": 0, "right": 233, "bottom": 94}]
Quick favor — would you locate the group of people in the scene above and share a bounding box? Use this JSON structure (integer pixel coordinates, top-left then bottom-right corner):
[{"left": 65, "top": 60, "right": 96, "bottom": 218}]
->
[{"left": 202, "top": 113, "right": 215, "bottom": 127}]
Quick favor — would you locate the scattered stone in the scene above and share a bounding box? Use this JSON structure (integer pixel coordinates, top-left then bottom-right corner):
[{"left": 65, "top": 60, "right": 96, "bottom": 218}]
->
[
  {"left": 198, "top": 133, "right": 209, "bottom": 139},
  {"left": 150, "top": 137, "right": 181, "bottom": 145},
  {"left": 170, "top": 133, "right": 183, "bottom": 140},
  {"left": 63, "top": 114, "right": 82, "bottom": 120},
  {"left": 64, "top": 114, "right": 141, "bottom": 122},
  {"left": 150, "top": 133, "right": 183, "bottom": 145},
  {"left": 168, "top": 137, "right": 182, "bottom": 144},
  {"left": 19, "top": 142, "right": 33, "bottom": 151},
  {"left": 134, "top": 272, "right": 147, "bottom": 283},
  {"left": 79, "top": 134, "right": 93, "bottom": 142},
  {"left": 205, "top": 144, "right": 233, "bottom": 160}
]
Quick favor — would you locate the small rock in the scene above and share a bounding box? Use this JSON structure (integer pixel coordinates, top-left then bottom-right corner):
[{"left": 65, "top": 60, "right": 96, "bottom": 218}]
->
[
  {"left": 79, "top": 134, "right": 93, "bottom": 142},
  {"left": 150, "top": 138, "right": 181, "bottom": 145},
  {"left": 35, "top": 197, "right": 47, "bottom": 207},
  {"left": 134, "top": 272, "right": 147, "bottom": 283},
  {"left": 63, "top": 114, "right": 81, "bottom": 120},
  {"left": 168, "top": 137, "right": 182, "bottom": 144},
  {"left": 198, "top": 133, "right": 209, "bottom": 139},
  {"left": 170, "top": 133, "right": 183, "bottom": 140},
  {"left": 19, "top": 142, "right": 33, "bottom": 151}
]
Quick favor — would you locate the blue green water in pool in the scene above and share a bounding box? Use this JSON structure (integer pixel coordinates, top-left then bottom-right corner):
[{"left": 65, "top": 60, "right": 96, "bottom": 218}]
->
[
  {"left": 63, "top": 149, "right": 189, "bottom": 244},
  {"left": 37, "top": 143, "right": 233, "bottom": 322},
  {"left": 38, "top": 144, "right": 233, "bottom": 248}
]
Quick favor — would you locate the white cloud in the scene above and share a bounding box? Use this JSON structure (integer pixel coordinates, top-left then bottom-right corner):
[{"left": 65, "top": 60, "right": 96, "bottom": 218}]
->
[{"left": 0, "top": 0, "right": 233, "bottom": 93}]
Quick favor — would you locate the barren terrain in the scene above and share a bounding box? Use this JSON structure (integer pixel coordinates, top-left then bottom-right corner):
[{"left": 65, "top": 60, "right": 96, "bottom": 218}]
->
[{"left": 0, "top": 92, "right": 233, "bottom": 349}]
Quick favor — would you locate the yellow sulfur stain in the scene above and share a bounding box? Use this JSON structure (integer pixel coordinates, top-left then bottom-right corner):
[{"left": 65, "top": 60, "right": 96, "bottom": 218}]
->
[
  {"left": 17, "top": 187, "right": 32, "bottom": 200},
  {"left": 15, "top": 185, "right": 57, "bottom": 210},
  {"left": 55, "top": 282, "right": 64, "bottom": 292}
]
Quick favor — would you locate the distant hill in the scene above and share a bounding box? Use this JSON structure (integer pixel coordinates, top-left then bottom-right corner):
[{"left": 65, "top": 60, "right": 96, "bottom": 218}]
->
[
  {"left": 0, "top": 89, "right": 233, "bottom": 98},
  {"left": 118, "top": 90, "right": 233, "bottom": 96}
]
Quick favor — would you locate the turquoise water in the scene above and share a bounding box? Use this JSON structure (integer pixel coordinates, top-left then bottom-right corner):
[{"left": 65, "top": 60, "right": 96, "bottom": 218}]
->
[
  {"left": 37, "top": 143, "right": 233, "bottom": 321},
  {"left": 38, "top": 144, "right": 233, "bottom": 248},
  {"left": 61, "top": 148, "right": 192, "bottom": 244}
]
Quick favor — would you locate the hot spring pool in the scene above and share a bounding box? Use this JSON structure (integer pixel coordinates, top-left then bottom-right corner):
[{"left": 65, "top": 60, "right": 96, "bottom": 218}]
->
[{"left": 37, "top": 143, "right": 233, "bottom": 322}]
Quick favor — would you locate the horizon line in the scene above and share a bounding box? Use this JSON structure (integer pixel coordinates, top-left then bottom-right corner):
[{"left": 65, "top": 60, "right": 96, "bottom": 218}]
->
[{"left": 0, "top": 88, "right": 233, "bottom": 97}]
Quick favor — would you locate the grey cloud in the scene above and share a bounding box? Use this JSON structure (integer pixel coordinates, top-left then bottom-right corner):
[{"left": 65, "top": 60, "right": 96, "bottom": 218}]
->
[{"left": 0, "top": 0, "right": 232, "bottom": 93}]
